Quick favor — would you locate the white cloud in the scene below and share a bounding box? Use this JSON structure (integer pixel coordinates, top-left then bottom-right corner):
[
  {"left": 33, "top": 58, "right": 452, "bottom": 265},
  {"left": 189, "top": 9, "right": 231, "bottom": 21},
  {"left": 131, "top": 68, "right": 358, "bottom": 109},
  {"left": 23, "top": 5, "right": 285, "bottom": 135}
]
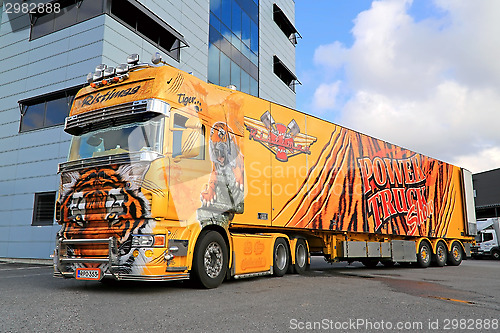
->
[
  {"left": 454, "top": 147, "right": 500, "bottom": 174},
  {"left": 311, "top": 0, "right": 500, "bottom": 173},
  {"left": 314, "top": 41, "right": 347, "bottom": 71},
  {"left": 312, "top": 82, "right": 341, "bottom": 112}
]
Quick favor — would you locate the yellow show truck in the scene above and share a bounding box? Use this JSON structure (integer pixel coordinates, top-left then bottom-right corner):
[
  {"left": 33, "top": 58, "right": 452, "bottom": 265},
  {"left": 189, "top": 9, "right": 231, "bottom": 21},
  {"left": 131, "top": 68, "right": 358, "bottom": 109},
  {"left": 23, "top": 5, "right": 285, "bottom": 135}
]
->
[{"left": 53, "top": 54, "right": 477, "bottom": 288}]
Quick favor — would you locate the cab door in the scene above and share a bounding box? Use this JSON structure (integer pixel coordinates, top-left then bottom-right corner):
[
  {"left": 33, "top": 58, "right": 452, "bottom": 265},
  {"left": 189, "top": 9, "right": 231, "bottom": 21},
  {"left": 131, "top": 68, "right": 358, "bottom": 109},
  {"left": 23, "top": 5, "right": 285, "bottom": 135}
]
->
[{"left": 167, "top": 110, "right": 211, "bottom": 222}]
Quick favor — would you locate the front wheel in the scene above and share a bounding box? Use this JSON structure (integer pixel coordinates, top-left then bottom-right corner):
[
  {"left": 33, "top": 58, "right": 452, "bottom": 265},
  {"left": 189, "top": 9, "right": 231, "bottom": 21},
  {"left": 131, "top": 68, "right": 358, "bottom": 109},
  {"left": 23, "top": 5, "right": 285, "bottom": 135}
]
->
[
  {"left": 447, "top": 241, "right": 463, "bottom": 266},
  {"left": 491, "top": 249, "right": 500, "bottom": 260},
  {"left": 192, "top": 230, "right": 228, "bottom": 289}
]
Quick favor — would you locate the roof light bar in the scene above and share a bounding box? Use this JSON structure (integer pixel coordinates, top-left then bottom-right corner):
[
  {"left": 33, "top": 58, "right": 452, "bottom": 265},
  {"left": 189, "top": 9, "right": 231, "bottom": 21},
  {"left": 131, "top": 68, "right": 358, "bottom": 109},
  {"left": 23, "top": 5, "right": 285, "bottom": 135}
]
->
[{"left": 86, "top": 54, "right": 146, "bottom": 88}]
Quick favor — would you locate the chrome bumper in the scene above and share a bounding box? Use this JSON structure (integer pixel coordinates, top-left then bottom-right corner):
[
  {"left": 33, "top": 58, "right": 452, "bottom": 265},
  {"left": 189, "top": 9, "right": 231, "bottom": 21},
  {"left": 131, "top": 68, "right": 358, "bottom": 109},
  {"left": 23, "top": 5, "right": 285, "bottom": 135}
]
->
[
  {"left": 53, "top": 237, "right": 190, "bottom": 281},
  {"left": 54, "top": 237, "right": 118, "bottom": 279}
]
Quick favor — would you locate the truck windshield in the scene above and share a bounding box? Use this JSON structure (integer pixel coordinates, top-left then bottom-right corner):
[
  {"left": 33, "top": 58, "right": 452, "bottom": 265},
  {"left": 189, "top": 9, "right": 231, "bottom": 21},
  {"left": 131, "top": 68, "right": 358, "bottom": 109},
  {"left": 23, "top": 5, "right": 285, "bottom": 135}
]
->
[{"left": 68, "top": 116, "right": 164, "bottom": 161}]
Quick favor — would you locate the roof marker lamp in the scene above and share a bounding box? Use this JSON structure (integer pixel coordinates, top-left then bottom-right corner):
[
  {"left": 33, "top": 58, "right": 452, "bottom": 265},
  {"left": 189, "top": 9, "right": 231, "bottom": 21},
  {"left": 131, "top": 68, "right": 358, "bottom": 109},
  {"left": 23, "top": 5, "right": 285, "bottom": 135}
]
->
[{"left": 127, "top": 54, "right": 140, "bottom": 66}]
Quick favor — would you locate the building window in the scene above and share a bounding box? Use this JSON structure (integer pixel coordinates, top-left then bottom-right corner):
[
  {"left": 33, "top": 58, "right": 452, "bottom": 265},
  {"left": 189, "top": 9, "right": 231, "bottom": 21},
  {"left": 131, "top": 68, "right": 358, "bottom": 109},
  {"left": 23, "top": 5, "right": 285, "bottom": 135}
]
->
[
  {"left": 273, "top": 3, "right": 301, "bottom": 45},
  {"left": 109, "top": 0, "right": 188, "bottom": 62},
  {"left": 19, "top": 85, "right": 83, "bottom": 133},
  {"left": 273, "top": 55, "right": 299, "bottom": 92},
  {"left": 30, "top": 0, "right": 105, "bottom": 40},
  {"left": 208, "top": 0, "right": 259, "bottom": 96},
  {"left": 32, "top": 192, "right": 56, "bottom": 226},
  {"left": 29, "top": 0, "right": 187, "bottom": 61}
]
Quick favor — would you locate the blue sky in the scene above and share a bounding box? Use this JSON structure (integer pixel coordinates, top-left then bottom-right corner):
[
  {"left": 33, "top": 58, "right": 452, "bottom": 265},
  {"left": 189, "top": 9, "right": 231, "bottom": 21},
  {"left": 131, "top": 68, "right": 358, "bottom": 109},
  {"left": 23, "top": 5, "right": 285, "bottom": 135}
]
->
[
  {"left": 293, "top": 0, "right": 500, "bottom": 173},
  {"left": 295, "top": 0, "right": 372, "bottom": 112}
]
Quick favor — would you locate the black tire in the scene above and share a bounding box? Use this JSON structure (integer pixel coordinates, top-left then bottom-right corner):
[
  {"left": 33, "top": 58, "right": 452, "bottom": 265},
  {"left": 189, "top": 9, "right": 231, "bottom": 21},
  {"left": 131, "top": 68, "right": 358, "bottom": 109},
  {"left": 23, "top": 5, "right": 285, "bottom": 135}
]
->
[
  {"left": 192, "top": 230, "right": 228, "bottom": 289},
  {"left": 273, "top": 238, "right": 289, "bottom": 277},
  {"left": 293, "top": 239, "right": 309, "bottom": 274},
  {"left": 491, "top": 249, "right": 500, "bottom": 260},
  {"left": 360, "top": 259, "right": 379, "bottom": 268},
  {"left": 433, "top": 241, "right": 447, "bottom": 267},
  {"left": 416, "top": 241, "right": 431, "bottom": 268},
  {"left": 447, "top": 241, "right": 463, "bottom": 266}
]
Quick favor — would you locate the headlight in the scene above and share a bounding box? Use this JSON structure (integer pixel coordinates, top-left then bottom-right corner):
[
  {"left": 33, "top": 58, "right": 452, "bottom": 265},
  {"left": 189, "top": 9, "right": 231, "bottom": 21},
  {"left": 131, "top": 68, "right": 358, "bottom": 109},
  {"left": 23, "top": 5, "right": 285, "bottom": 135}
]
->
[
  {"left": 132, "top": 234, "right": 166, "bottom": 247},
  {"left": 132, "top": 235, "right": 154, "bottom": 247}
]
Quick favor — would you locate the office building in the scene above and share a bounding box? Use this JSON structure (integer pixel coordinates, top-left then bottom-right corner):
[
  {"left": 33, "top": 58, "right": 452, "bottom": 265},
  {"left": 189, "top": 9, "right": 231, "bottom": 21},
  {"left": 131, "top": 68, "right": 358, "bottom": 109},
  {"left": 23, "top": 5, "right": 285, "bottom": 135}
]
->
[{"left": 0, "top": 0, "right": 299, "bottom": 259}]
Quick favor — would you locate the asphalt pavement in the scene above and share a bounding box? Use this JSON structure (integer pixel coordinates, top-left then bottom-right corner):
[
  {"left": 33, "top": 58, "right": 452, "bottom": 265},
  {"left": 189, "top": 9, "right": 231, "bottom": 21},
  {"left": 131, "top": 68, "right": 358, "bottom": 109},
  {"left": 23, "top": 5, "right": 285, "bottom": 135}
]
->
[{"left": 1, "top": 258, "right": 499, "bottom": 332}]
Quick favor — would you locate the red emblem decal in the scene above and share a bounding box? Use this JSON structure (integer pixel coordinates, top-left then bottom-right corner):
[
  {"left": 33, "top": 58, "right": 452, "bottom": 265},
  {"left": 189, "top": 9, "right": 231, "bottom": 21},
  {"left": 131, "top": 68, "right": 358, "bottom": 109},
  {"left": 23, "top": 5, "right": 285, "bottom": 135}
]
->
[{"left": 244, "top": 111, "right": 317, "bottom": 162}]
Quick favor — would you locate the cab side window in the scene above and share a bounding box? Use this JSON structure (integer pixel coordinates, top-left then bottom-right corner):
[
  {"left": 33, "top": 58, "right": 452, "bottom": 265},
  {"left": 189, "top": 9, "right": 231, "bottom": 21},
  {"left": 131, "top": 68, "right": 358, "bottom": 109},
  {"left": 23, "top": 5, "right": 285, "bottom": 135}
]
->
[
  {"left": 172, "top": 113, "right": 205, "bottom": 160},
  {"left": 483, "top": 233, "right": 494, "bottom": 242}
]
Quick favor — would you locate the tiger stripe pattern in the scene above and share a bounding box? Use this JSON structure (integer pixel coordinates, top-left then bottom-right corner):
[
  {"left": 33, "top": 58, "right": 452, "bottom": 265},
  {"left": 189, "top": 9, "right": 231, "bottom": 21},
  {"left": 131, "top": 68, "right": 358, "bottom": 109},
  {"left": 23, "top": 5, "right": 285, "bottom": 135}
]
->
[{"left": 279, "top": 127, "right": 458, "bottom": 237}]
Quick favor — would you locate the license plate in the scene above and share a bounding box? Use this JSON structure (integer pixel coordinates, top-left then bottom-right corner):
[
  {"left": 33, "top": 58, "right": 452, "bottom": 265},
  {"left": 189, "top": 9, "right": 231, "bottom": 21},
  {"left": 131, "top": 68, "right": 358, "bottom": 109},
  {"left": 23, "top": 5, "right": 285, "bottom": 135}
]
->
[{"left": 76, "top": 268, "right": 101, "bottom": 281}]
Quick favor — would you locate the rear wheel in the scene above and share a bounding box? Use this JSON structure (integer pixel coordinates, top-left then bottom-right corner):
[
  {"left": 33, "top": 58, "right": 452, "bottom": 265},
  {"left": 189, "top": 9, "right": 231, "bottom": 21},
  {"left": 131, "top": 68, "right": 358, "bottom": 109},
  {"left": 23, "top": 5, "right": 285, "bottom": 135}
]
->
[
  {"left": 417, "top": 241, "right": 431, "bottom": 268},
  {"left": 447, "top": 241, "right": 463, "bottom": 266},
  {"left": 273, "top": 238, "right": 289, "bottom": 277},
  {"left": 192, "top": 231, "right": 228, "bottom": 289},
  {"left": 293, "top": 239, "right": 309, "bottom": 274},
  {"left": 433, "top": 241, "right": 447, "bottom": 267}
]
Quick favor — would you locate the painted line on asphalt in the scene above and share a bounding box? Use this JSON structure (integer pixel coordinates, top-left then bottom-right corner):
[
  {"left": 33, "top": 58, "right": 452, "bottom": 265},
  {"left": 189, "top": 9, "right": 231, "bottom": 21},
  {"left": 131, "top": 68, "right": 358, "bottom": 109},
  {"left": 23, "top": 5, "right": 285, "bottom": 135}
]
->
[{"left": 429, "top": 296, "right": 475, "bottom": 305}]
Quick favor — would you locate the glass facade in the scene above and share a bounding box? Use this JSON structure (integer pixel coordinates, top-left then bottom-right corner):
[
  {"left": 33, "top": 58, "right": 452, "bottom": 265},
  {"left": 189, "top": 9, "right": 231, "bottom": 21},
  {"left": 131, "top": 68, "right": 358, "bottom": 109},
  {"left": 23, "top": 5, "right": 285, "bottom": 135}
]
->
[{"left": 208, "top": 0, "right": 259, "bottom": 96}]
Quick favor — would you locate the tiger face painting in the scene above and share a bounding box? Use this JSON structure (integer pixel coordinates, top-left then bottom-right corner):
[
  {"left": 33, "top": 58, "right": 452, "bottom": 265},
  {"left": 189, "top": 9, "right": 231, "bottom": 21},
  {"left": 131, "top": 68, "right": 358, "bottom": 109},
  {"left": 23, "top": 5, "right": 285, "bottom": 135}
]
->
[
  {"left": 198, "top": 122, "right": 244, "bottom": 225},
  {"left": 57, "top": 163, "right": 155, "bottom": 274}
]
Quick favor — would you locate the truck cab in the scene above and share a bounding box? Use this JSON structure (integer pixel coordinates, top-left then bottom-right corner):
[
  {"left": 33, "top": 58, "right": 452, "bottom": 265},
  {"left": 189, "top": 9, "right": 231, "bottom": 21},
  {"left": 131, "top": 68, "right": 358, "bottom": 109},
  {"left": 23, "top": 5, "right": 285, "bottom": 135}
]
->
[{"left": 471, "top": 218, "right": 500, "bottom": 259}]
